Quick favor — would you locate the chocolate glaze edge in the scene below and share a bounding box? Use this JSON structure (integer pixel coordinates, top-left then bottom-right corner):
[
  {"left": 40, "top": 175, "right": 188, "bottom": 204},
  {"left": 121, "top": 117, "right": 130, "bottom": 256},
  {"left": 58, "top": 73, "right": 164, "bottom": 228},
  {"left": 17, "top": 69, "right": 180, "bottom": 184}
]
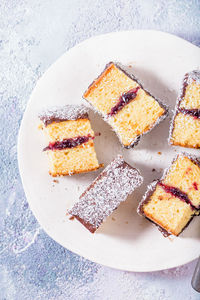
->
[
  {"left": 169, "top": 71, "right": 200, "bottom": 145},
  {"left": 145, "top": 213, "right": 195, "bottom": 237},
  {"left": 40, "top": 114, "right": 89, "bottom": 127},
  {"left": 73, "top": 215, "right": 97, "bottom": 233},
  {"left": 83, "top": 62, "right": 114, "bottom": 99},
  {"left": 39, "top": 105, "right": 90, "bottom": 127}
]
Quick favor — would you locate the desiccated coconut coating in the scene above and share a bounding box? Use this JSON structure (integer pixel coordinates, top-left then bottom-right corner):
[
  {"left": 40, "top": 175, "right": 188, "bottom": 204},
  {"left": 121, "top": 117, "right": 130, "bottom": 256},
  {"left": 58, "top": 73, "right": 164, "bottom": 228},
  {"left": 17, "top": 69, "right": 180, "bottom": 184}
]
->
[
  {"left": 69, "top": 155, "right": 143, "bottom": 233},
  {"left": 39, "top": 104, "right": 89, "bottom": 126}
]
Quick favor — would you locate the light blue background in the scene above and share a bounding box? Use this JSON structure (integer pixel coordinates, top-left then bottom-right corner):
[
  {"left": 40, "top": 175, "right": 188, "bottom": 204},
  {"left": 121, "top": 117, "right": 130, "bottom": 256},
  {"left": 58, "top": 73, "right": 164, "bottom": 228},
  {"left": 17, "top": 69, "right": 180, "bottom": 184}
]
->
[{"left": 0, "top": 1, "right": 200, "bottom": 299}]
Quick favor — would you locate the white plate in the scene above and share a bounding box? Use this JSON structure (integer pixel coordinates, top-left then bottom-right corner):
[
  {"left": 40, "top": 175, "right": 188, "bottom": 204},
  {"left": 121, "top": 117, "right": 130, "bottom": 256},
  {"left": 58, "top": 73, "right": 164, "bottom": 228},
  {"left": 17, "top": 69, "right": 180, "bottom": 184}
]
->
[{"left": 18, "top": 30, "right": 200, "bottom": 272}]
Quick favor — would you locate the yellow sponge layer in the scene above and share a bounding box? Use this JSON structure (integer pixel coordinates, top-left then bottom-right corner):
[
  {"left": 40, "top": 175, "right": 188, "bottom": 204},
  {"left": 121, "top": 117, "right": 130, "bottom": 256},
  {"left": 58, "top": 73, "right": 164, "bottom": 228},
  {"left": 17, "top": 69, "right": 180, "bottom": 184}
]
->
[
  {"left": 171, "top": 113, "right": 200, "bottom": 148},
  {"left": 163, "top": 155, "right": 200, "bottom": 208},
  {"left": 143, "top": 185, "right": 194, "bottom": 236},
  {"left": 84, "top": 63, "right": 139, "bottom": 115},
  {"left": 42, "top": 119, "right": 94, "bottom": 142},
  {"left": 180, "top": 82, "right": 200, "bottom": 109},
  {"left": 108, "top": 88, "right": 165, "bottom": 146},
  {"left": 47, "top": 140, "right": 100, "bottom": 176}
]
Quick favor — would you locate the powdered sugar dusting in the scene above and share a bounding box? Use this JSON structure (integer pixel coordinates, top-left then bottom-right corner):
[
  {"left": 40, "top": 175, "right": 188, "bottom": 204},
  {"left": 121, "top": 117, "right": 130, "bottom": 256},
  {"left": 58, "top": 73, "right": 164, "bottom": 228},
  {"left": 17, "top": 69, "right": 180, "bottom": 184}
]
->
[
  {"left": 39, "top": 104, "right": 89, "bottom": 126},
  {"left": 69, "top": 155, "right": 143, "bottom": 231}
]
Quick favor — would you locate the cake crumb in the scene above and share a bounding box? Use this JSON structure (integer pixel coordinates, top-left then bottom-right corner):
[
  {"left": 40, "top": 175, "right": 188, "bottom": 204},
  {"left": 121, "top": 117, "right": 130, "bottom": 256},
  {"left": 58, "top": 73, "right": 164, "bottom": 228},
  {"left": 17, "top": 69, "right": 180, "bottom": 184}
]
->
[
  {"left": 38, "top": 123, "right": 43, "bottom": 130},
  {"left": 95, "top": 132, "right": 101, "bottom": 136},
  {"left": 152, "top": 168, "right": 156, "bottom": 172},
  {"left": 69, "top": 216, "right": 75, "bottom": 221},
  {"left": 53, "top": 179, "right": 59, "bottom": 183},
  {"left": 125, "top": 221, "right": 128, "bottom": 224},
  {"left": 158, "top": 152, "right": 162, "bottom": 155},
  {"left": 112, "top": 217, "right": 116, "bottom": 221}
]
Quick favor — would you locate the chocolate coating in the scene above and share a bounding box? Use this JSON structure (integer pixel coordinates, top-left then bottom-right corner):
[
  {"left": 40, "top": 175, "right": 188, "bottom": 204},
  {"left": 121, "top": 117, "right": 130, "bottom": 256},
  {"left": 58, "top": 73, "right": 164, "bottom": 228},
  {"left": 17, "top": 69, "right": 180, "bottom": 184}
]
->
[{"left": 39, "top": 105, "right": 89, "bottom": 126}]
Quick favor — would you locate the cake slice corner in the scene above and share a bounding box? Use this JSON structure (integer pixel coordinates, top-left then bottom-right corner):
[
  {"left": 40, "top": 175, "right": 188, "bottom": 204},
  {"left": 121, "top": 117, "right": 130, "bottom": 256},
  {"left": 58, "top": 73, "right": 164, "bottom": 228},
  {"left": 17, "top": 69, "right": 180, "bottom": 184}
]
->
[
  {"left": 83, "top": 62, "right": 168, "bottom": 148},
  {"left": 69, "top": 155, "right": 143, "bottom": 233},
  {"left": 137, "top": 153, "right": 200, "bottom": 236},
  {"left": 39, "top": 104, "right": 101, "bottom": 176},
  {"left": 169, "top": 70, "right": 200, "bottom": 148}
]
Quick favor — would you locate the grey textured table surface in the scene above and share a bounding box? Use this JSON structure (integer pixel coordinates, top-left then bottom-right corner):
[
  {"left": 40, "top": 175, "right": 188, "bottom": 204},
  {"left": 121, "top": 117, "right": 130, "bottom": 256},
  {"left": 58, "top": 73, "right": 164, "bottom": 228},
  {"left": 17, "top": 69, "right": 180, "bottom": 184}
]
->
[{"left": 1, "top": 1, "right": 200, "bottom": 299}]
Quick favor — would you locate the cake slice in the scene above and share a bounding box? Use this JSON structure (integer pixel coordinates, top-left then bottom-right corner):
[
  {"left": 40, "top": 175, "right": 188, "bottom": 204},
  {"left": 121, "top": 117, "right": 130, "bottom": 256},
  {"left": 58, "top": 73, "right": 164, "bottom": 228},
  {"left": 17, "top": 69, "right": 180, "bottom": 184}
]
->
[
  {"left": 169, "top": 70, "right": 200, "bottom": 148},
  {"left": 138, "top": 153, "right": 200, "bottom": 236},
  {"left": 83, "top": 62, "right": 167, "bottom": 148},
  {"left": 69, "top": 155, "right": 143, "bottom": 233},
  {"left": 39, "top": 105, "right": 101, "bottom": 176}
]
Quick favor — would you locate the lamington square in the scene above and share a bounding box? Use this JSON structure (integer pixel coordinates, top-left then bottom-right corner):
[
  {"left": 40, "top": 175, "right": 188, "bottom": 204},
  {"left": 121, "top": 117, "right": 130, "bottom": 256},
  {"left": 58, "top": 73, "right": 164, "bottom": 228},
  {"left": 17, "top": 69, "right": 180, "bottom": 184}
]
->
[
  {"left": 69, "top": 155, "right": 143, "bottom": 233},
  {"left": 39, "top": 105, "right": 101, "bottom": 176},
  {"left": 138, "top": 153, "right": 200, "bottom": 236},
  {"left": 170, "top": 70, "right": 200, "bottom": 148},
  {"left": 83, "top": 62, "right": 167, "bottom": 148}
]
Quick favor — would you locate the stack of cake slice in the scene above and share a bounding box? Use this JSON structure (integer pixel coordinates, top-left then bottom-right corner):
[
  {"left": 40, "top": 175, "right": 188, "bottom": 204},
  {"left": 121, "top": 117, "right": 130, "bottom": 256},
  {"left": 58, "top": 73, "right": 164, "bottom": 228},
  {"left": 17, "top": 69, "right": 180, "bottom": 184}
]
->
[
  {"left": 39, "top": 105, "right": 100, "bottom": 176},
  {"left": 84, "top": 62, "right": 167, "bottom": 148},
  {"left": 170, "top": 70, "right": 200, "bottom": 148},
  {"left": 69, "top": 155, "right": 143, "bottom": 233},
  {"left": 138, "top": 153, "right": 200, "bottom": 236}
]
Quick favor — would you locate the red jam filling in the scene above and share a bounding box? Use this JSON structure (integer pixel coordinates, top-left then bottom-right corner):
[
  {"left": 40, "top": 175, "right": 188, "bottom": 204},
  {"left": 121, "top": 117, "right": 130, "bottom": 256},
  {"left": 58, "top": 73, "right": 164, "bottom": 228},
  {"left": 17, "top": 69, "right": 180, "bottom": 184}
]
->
[
  {"left": 158, "top": 182, "right": 195, "bottom": 210},
  {"left": 179, "top": 108, "right": 200, "bottom": 119},
  {"left": 108, "top": 87, "right": 140, "bottom": 117},
  {"left": 193, "top": 182, "right": 198, "bottom": 190},
  {"left": 44, "top": 135, "right": 94, "bottom": 151}
]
